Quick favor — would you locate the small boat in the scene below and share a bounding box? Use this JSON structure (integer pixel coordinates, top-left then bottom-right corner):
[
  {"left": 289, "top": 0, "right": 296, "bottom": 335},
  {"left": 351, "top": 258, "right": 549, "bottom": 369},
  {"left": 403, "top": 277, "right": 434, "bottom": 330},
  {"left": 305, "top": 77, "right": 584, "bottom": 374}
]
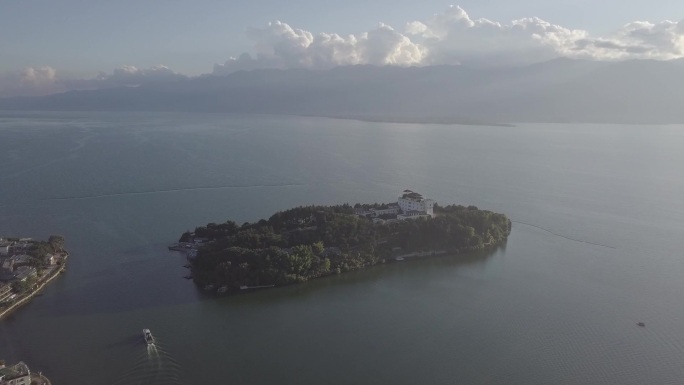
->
[
  {"left": 637, "top": 322, "right": 645, "bottom": 327},
  {"left": 143, "top": 329, "right": 155, "bottom": 345}
]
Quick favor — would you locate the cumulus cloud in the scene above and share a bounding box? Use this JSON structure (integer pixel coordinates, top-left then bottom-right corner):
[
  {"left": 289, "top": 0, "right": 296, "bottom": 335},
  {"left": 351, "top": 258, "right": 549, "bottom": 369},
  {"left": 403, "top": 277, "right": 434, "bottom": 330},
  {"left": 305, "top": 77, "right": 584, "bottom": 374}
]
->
[
  {"left": 3, "top": 5, "right": 684, "bottom": 97},
  {"left": 214, "top": 21, "right": 426, "bottom": 74},
  {"left": 568, "top": 20, "right": 684, "bottom": 60},
  {"left": 0, "top": 65, "right": 185, "bottom": 97},
  {"left": 404, "top": 7, "right": 589, "bottom": 66},
  {"left": 0, "top": 66, "right": 63, "bottom": 97},
  {"left": 21, "top": 66, "right": 58, "bottom": 85},
  {"left": 88, "top": 65, "right": 185, "bottom": 88},
  {"left": 214, "top": 5, "right": 684, "bottom": 74}
]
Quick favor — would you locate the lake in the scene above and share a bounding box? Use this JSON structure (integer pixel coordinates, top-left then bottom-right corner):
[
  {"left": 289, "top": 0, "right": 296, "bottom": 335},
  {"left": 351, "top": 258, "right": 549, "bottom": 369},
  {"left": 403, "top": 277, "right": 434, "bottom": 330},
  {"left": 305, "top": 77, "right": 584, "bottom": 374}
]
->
[{"left": 0, "top": 111, "right": 683, "bottom": 385}]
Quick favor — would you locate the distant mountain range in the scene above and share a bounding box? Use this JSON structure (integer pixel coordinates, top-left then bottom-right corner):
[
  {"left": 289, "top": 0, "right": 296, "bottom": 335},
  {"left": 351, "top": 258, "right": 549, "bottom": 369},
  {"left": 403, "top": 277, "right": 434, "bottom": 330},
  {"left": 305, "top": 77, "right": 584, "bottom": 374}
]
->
[{"left": 2, "top": 58, "right": 684, "bottom": 124}]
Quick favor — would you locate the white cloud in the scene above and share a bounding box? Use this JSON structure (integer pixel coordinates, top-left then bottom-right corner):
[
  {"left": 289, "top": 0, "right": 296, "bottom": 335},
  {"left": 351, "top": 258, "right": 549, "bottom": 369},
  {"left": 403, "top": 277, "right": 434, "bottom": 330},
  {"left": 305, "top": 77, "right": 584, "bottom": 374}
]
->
[
  {"left": 3, "top": 5, "right": 684, "bottom": 97},
  {"left": 94, "top": 65, "right": 183, "bottom": 85},
  {"left": 0, "top": 65, "right": 184, "bottom": 98},
  {"left": 21, "top": 66, "right": 58, "bottom": 85},
  {"left": 568, "top": 20, "right": 684, "bottom": 60},
  {"left": 0, "top": 66, "right": 62, "bottom": 97},
  {"left": 213, "top": 21, "right": 425, "bottom": 74},
  {"left": 404, "top": 6, "right": 589, "bottom": 66},
  {"left": 214, "top": 5, "right": 684, "bottom": 74}
]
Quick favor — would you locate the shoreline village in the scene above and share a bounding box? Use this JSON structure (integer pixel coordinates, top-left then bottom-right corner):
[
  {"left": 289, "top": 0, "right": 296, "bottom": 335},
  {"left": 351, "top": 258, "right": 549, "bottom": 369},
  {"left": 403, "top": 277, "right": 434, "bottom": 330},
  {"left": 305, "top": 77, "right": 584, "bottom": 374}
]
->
[{"left": 0, "top": 236, "right": 68, "bottom": 320}]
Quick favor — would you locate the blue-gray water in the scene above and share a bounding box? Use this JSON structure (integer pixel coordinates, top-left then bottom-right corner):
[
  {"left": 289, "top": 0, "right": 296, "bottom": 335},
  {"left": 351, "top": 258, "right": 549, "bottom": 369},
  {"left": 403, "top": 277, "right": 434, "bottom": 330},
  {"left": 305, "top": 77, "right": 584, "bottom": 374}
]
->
[{"left": 0, "top": 111, "right": 683, "bottom": 385}]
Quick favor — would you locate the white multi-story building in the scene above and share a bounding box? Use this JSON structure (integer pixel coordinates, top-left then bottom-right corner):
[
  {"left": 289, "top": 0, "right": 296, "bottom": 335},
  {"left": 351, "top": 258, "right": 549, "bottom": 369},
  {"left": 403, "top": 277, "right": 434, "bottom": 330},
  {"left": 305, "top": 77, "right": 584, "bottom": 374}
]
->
[{"left": 398, "top": 190, "right": 435, "bottom": 217}]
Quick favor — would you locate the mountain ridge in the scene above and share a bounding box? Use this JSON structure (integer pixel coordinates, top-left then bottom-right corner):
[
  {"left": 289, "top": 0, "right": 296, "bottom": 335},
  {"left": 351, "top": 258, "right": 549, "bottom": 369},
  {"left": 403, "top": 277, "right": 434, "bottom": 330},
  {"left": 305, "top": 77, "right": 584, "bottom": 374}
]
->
[{"left": 2, "top": 59, "right": 684, "bottom": 124}]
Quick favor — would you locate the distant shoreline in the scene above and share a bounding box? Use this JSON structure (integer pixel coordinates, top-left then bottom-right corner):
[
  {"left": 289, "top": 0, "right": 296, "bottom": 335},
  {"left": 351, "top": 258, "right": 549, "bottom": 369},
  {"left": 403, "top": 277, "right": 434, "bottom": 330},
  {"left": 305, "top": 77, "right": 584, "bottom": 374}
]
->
[
  {"left": 293, "top": 113, "right": 516, "bottom": 127},
  {"left": 0, "top": 109, "right": 515, "bottom": 126},
  {"left": 4, "top": 109, "right": 684, "bottom": 126}
]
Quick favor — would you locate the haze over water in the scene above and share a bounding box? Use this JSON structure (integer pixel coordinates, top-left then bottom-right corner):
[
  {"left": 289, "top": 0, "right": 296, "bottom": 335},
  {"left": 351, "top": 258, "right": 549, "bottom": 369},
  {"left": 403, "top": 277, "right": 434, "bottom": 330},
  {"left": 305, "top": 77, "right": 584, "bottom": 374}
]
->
[{"left": 0, "top": 111, "right": 683, "bottom": 385}]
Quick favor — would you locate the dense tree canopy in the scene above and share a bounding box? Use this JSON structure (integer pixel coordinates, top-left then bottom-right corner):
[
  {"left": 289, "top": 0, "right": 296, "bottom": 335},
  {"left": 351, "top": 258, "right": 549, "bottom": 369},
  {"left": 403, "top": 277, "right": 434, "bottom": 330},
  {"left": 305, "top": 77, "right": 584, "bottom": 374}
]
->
[{"left": 184, "top": 203, "right": 511, "bottom": 292}]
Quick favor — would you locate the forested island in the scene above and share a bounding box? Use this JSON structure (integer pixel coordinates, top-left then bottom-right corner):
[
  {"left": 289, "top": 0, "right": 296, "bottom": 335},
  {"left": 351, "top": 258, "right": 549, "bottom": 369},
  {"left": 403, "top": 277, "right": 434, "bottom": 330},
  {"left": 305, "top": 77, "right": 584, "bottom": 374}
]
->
[{"left": 176, "top": 196, "right": 511, "bottom": 293}]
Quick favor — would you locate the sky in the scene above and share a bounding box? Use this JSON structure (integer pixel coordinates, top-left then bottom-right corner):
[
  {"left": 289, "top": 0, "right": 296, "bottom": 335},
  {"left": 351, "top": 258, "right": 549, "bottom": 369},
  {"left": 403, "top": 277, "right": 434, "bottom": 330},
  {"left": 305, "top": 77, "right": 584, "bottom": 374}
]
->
[{"left": 1, "top": 1, "right": 683, "bottom": 96}]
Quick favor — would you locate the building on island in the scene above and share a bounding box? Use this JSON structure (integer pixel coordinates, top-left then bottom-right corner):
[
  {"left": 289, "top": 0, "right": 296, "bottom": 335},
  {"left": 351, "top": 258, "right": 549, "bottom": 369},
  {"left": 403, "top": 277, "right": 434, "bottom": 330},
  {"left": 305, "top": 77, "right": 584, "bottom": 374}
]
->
[
  {"left": 398, "top": 190, "right": 435, "bottom": 217},
  {"left": 13, "top": 267, "right": 37, "bottom": 282},
  {"left": 0, "top": 241, "right": 9, "bottom": 257},
  {"left": 354, "top": 206, "right": 400, "bottom": 218},
  {"left": 8, "top": 255, "right": 31, "bottom": 268},
  {"left": 0, "top": 259, "right": 14, "bottom": 282},
  {"left": 357, "top": 190, "right": 436, "bottom": 223},
  {"left": 0, "top": 258, "right": 13, "bottom": 272},
  {"left": 0, "top": 255, "right": 37, "bottom": 283},
  {"left": 369, "top": 207, "right": 400, "bottom": 216},
  {"left": 0, "top": 361, "right": 30, "bottom": 385},
  {"left": 45, "top": 254, "right": 57, "bottom": 265}
]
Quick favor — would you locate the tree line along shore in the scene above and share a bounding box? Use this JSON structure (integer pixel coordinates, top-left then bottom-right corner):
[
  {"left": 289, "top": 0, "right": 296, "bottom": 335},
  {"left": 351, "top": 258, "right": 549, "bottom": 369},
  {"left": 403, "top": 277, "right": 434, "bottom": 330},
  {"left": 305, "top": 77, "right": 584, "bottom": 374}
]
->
[{"left": 176, "top": 202, "right": 511, "bottom": 294}]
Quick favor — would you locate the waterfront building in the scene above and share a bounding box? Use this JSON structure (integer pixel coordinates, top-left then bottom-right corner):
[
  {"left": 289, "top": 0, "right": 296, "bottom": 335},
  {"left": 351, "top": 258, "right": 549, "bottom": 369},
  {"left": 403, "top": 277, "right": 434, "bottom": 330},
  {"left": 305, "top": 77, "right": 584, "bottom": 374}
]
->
[
  {"left": 0, "top": 260, "right": 14, "bottom": 282},
  {"left": 0, "top": 259, "right": 13, "bottom": 271},
  {"left": 0, "top": 261, "right": 37, "bottom": 283},
  {"left": 0, "top": 361, "right": 30, "bottom": 385},
  {"left": 8, "top": 255, "right": 31, "bottom": 268},
  {"left": 45, "top": 254, "right": 56, "bottom": 265},
  {"left": 0, "top": 284, "right": 11, "bottom": 303}
]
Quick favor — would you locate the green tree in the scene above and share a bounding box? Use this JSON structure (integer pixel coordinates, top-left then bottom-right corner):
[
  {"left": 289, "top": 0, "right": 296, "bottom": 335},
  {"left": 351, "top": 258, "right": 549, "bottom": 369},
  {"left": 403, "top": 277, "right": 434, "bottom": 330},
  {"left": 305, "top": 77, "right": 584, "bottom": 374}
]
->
[
  {"left": 179, "top": 231, "right": 193, "bottom": 243},
  {"left": 12, "top": 278, "right": 35, "bottom": 294},
  {"left": 48, "top": 235, "right": 65, "bottom": 252}
]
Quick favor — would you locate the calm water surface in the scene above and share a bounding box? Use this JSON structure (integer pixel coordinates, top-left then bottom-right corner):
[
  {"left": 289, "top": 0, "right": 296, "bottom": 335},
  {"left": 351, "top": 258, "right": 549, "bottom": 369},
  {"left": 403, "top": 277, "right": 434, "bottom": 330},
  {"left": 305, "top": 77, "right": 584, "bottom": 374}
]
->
[{"left": 0, "top": 112, "right": 683, "bottom": 385}]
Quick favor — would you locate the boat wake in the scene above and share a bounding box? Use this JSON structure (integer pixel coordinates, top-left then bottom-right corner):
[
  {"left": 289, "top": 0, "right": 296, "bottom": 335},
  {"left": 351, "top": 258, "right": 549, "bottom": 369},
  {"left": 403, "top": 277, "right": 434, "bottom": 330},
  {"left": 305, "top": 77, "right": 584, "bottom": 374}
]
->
[
  {"left": 513, "top": 220, "right": 616, "bottom": 249},
  {"left": 110, "top": 335, "right": 183, "bottom": 385}
]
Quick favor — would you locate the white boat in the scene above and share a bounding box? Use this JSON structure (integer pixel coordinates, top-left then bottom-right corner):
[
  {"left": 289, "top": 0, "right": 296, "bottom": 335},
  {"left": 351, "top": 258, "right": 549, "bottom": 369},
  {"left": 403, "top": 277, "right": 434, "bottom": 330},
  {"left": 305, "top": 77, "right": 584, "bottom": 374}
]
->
[{"left": 143, "top": 329, "right": 155, "bottom": 345}]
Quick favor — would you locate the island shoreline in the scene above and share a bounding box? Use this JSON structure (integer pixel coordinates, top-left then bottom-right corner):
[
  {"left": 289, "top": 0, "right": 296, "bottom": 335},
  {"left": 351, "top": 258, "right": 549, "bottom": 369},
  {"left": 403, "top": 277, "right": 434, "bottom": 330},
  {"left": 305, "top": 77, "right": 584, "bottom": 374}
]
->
[
  {"left": 175, "top": 194, "right": 511, "bottom": 295},
  {"left": 0, "top": 254, "right": 67, "bottom": 320},
  {"left": 0, "top": 236, "right": 69, "bottom": 320}
]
